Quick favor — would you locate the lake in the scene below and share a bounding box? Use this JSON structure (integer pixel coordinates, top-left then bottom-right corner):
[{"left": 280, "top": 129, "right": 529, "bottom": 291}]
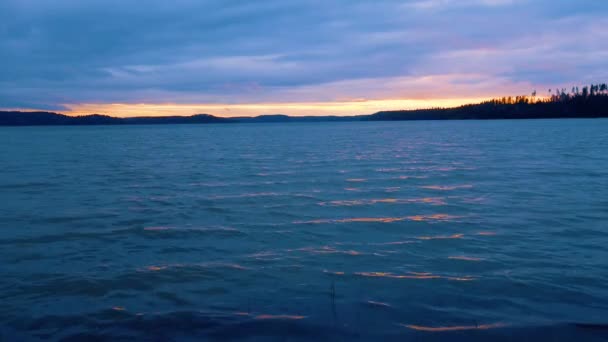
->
[{"left": 1, "top": 119, "right": 607, "bottom": 341}]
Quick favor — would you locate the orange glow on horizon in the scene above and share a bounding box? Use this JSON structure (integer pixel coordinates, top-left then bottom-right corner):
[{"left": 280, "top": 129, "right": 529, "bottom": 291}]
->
[{"left": 46, "top": 97, "right": 496, "bottom": 118}]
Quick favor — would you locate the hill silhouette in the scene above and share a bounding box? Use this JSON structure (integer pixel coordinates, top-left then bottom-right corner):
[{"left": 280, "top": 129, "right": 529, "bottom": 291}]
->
[
  {"left": 2, "top": 83, "right": 607, "bottom": 126},
  {"left": 0, "top": 112, "right": 230, "bottom": 125}
]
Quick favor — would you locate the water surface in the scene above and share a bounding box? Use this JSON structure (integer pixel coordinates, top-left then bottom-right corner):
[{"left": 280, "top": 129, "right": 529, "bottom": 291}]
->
[{"left": 1, "top": 120, "right": 607, "bottom": 340}]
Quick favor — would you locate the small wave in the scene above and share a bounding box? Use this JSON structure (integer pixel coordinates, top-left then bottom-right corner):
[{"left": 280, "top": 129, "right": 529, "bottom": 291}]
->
[
  {"left": 8, "top": 310, "right": 329, "bottom": 341},
  {"left": 376, "top": 168, "right": 401, "bottom": 172},
  {"left": 254, "top": 314, "right": 307, "bottom": 320},
  {"left": 476, "top": 231, "right": 497, "bottom": 236},
  {"left": 395, "top": 175, "right": 429, "bottom": 180},
  {"left": 318, "top": 197, "right": 446, "bottom": 207},
  {"left": 366, "top": 300, "right": 391, "bottom": 307},
  {"left": 289, "top": 246, "right": 362, "bottom": 256},
  {"left": 400, "top": 322, "right": 506, "bottom": 331},
  {"left": 0, "top": 181, "right": 55, "bottom": 189},
  {"left": 146, "top": 265, "right": 168, "bottom": 271},
  {"left": 318, "top": 199, "right": 366, "bottom": 206},
  {"left": 414, "top": 197, "right": 448, "bottom": 205},
  {"left": 248, "top": 251, "right": 280, "bottom": 258},
  {"left": 209, "top": 192, "right": 282, "bottom": 199},
  {"left": 143, "top": 226, "right": 174, "bottom": 231},
  {"left": 417, "top": 233, "right": 464, "bottom": 240},
  {"left": 573, "top": 323, "right": 608, "bottom": 330},
  {"left": 461, "top": 196, "right": 488, "bottom": 203},
  {"left": 355, "top": 271, "right": 475, "bottom": 281},
  {"left": 190, "top": 180, "right": 290, "bottom": 187},
  {"left": 339, "top": 217, "right": 406, "bottom": 223},
  {"left": 30, "top": 212, "right": 120, "bottom": 224},
  {"left": 355, "top": 272, "right": 441, "bottom": 279},
  {"left": 295, "top": 214, "right": 459, "bottom": 224},
  {"left": 370, "top": 240, "right": 415, "bottom": 246},
  {"left": 419, "top": 185, "right": 473, "bottom": 191},
  {"left": 323, "top": 270, "right": 346, "bottom": 275},
  {"left": 293, "top": 217, "right": 402, "bottom": 224},
  {"left": 0, "top": 228, "right": 133, "bottom": 245},
  {"left": 448, "top": 256, "right": 484, "bottom": 261},
  {"left": 141, "top": 262, "right": 249, "bottom": 273},
  {"left": 408, "top": 214, "right": 461, "bottom": 222},
  {"left": 141, "top": 225, "right": 245, "bottom": 237},
  {"left": 448, "top": 276, "right": 476, "bottom": 281}
]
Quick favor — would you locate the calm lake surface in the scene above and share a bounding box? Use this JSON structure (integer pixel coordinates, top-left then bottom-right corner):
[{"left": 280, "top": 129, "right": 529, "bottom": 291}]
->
[{"left": 1, "top": 120, "right": 607, "bottom": 341}]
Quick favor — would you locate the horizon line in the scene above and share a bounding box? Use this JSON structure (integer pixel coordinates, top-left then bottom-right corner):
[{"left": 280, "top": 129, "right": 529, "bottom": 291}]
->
[{"left": 1, "top": 96, "right": 519, "bottom": 118}]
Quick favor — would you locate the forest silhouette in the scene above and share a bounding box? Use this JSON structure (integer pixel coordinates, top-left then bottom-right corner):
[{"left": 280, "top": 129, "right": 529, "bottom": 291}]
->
[{"left": 369, "top": 83, "right": 608, "bottom": 121}]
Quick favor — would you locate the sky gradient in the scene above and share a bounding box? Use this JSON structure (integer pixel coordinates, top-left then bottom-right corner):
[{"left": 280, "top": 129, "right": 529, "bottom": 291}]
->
[{"left": 1, "top": 0, "right": 607, "bottom": 117}]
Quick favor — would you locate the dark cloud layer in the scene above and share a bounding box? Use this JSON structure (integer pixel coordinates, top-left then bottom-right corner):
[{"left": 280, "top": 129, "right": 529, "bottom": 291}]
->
[{"left": 1, "top": 0, "right": 607, "bottom": 110}]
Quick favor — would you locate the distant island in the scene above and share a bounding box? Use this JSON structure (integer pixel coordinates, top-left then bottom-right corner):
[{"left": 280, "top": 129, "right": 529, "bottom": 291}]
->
[{"left": 2, "top": 83, "right": 607, "bottom": 126}]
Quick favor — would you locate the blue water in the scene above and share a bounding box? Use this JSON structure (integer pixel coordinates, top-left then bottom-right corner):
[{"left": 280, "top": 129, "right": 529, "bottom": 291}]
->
[{"left": 1, "top": 120, "right": 608, "bottom": 341}]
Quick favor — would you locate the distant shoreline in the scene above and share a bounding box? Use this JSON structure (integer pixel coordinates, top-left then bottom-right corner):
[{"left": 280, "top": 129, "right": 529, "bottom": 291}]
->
[
  {"left": 2, "top": 85, "right": 607, "bottom": 126},
  {"left": 1, "top": 111, "right": 607, "bottom": 127}
]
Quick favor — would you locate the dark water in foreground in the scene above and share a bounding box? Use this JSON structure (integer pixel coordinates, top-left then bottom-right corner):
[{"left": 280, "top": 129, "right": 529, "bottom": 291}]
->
[{"left": 1, "top": 120, "right": 608, "bottom": 341}]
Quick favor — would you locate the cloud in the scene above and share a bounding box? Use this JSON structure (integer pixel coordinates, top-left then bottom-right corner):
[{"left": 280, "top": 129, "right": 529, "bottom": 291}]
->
[
  {"left": 0, "top": 0, "right": 607, "bottom": 114},
  {"left": 405, "top": 0, "right": 518, "bottom": 10}
]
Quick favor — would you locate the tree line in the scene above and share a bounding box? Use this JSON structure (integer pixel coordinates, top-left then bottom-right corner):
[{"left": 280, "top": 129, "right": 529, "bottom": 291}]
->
[{"left": 488, "top": 83, "right": 608, "bottom": 105}]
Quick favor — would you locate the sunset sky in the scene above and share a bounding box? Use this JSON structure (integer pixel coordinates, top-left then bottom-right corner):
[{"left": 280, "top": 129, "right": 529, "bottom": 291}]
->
[{"left": 1, "top": 0, "right": 607, "bottom": 117}]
